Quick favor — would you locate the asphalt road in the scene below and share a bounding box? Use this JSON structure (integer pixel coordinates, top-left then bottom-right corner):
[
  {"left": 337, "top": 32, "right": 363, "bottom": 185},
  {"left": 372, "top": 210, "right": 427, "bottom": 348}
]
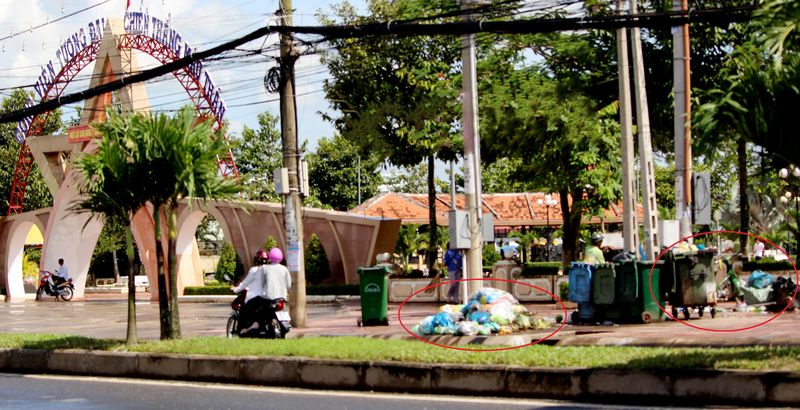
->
[{"left": 0, "top": 373, "right": 690, "bottom": 410}]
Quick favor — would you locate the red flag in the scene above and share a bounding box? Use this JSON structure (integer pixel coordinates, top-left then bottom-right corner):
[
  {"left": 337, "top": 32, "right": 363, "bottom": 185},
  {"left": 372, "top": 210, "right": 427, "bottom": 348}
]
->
[{"left": 126, "top": 0, "right": 131, "bottom": 10}]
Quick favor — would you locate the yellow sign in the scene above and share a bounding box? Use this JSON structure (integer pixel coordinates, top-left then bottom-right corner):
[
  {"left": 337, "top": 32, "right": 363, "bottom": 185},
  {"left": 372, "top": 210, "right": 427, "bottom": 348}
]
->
[{"left": 67, "top": 125, "right": 100, "bottom": 143}]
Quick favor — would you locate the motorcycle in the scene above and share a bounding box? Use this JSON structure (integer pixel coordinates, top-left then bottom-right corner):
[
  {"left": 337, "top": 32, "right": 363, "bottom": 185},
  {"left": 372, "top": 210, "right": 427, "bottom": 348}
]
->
[
  {"left": 226, "top": 290, "right": 291, "bottom": 339},
  {"left": 36, "top": 270, "right": 74, "bottom": 301}
]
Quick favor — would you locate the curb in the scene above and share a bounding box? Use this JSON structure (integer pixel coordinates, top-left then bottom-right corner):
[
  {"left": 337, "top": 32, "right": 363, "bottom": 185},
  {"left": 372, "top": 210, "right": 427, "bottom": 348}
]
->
[
  {"left": 1, "top": 349, "right": 798, "bottom": 406},
  {"left": 177, "top": 295, "right": 359, "bottom": 304}
]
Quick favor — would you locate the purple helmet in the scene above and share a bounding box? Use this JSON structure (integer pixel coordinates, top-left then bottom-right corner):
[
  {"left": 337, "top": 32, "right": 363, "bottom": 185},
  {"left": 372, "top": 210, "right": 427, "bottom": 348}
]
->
[
  {"left": 268, "top": 247, "right": 283, "bottom": 264},
  {"left": 255, "top": 249, "right": 269, "bottom": 264}
]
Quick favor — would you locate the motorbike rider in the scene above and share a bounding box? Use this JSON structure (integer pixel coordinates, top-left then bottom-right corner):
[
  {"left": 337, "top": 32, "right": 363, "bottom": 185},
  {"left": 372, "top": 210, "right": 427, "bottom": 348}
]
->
[
  {"left": 263, "top": 247, "right": 292, "bottom": 301},
  {"left": 49, "top": 258, "right": 71, "bottom": 289},
  {"left": 232, "top": 250, "right": 270, "bottom": 333}
]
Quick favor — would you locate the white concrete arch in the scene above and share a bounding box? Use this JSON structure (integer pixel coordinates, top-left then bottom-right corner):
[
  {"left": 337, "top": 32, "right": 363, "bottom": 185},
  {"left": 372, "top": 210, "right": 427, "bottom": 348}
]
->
[
  {"left": 174, "top": 202, "right": 232, "bottom": 291},
  {"left": 3, "top": 215, "right": 46, "bottom": 300}
]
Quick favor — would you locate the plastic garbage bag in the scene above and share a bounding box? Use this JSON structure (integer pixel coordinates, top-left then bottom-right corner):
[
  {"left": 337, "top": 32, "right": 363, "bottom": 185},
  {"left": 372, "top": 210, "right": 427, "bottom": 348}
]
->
[
  {"left": 748, "top": 270, "right": 774, "bottom": 289},
  {"left": 419, "top": 316, "right": 435, "bottom": 335},
  {"left": 432, "top": 312, "right": 454, "bottom": 328},
  {"left": 468, "top": 311, "right": 491, "bottom": 324},
  {"left": 458, "top": 321, "right": 478, "bottom": 336},
  {"left": 514, "top": 314, "right": 532, "bottom": 330}
]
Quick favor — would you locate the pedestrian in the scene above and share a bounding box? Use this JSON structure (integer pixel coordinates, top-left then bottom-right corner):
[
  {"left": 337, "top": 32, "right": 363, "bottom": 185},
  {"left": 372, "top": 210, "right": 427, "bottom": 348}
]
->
[
  {"left": 443, "top": 243, "right": 462, "bottom": 304},
  {"left": 584, "top": 234, "right": 606, "bottom": 264},
  {"left": 753, "top": 239, "right": 765, "bottom": 261}
]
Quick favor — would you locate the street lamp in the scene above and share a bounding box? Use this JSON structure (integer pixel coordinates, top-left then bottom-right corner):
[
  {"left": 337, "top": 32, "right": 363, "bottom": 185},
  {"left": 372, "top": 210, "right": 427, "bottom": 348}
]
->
[
  {"left": 779, "top": 165, "right": 800, "bottom": 255},
  {"left": 537, "top": 194, "right": 558, "bottom": 261}
]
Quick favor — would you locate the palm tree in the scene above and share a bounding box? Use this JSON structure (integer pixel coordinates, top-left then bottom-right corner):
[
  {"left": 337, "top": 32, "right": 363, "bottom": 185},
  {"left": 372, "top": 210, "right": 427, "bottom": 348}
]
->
[
  {"left": 71, "top": 112, "right": 153, "bottom": 345},
  {"left": 76, "top": 107, "right": 239, "bottom": 340}
]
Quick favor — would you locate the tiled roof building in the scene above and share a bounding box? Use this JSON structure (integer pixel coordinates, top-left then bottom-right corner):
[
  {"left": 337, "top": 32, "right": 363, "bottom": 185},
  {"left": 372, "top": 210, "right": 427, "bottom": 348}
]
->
[{"left": 351, "top": 192, "right": 645, "bottom": 229}]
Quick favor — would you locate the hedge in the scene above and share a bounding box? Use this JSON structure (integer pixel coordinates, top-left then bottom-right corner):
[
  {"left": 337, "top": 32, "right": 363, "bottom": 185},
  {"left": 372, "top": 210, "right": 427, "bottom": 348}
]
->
[
  {"left": 519, "top": 262, "right": 562, "bottom": 277},
  {"left": 742, "top": 258, "right": 797, "bottom": 273},
  {"left": 183, "top": 284, "right": 360, "bottom": 296}
]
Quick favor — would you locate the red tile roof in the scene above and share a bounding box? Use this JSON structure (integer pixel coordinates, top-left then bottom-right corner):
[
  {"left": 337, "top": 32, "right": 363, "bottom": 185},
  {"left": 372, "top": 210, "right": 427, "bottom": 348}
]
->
[{"left": 351, "top": 192, "right": 645, "bottom": 227}]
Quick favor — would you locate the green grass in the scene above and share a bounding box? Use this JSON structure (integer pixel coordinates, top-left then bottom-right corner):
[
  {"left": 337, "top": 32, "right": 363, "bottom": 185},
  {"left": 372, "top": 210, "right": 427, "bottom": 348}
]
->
[{"left": 1, "top": 332, "right": 799, "bottom": 371}]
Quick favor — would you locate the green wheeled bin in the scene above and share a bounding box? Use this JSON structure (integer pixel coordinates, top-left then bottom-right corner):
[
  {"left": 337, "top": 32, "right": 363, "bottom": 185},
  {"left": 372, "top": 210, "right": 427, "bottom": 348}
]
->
[
  {"left": 666, "top": 251, "right": 718, "bottom": 320},
  {"left": 599, "top": 261, "right": 665, "bottom": 324},
  {"left": 357, "top": 266, "right": 390, "bottom": 326},
  {"left": 636, "top": 261, "right": 666, "bottom": 324}
]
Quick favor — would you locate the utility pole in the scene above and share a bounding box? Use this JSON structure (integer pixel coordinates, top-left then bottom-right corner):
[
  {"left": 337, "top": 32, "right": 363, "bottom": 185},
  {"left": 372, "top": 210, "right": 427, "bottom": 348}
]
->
[
  {"left": 279, "top": 0, "right": 306, "bottom": 327},
  {"left": 616, "top": 0, "right": 637, "bottom": 255},
  {"left": 673, "top": 0, "right": 693, "bottom": 239},
  {"left": 460, "top": 0, "right": 486, "bottom": 296},
  {"left": 630, "top": 0, "right": 659, "bottom": 260}
]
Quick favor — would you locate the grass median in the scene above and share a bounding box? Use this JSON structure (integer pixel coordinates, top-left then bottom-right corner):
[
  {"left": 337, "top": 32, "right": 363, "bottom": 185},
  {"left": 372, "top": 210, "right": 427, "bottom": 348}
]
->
[{"left": 1, "top": 332, "right": 798, "bottom": 371}]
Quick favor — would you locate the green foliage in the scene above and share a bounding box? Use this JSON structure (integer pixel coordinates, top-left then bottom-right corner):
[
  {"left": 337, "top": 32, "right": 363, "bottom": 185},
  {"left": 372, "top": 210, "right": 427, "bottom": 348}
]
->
[
  {"left": 394, "top": 224, "right": 425, "bottom": 270},
  {"left": 183, "top": 285, "right": 235, "bottom": 295},
  {"left": 230, "top": 112, "right": 282, "bottom": 202},
  {"left": 481, "top": 157, "right": 539, "bottom": 194},
  {"left": 742, "top": 258, "right": 795, "bottom": 272},
  {"left": 216, "top": 242, "right": 244, "bottom": 283},
  {"left": 519, "top": 262, "right": 562, "bottom": 278},
  {"left": 93, "top": 217, "right": 126, "bottom": 258},
  {"left": 482, "top": 244, "right": 500, "bottom": 267},
  {"left": 307, "top": 134, "right": 383, "bottom": 211},
  {"left": 263, "top": 236, "right": 278, "bottom": 252},
  {"left": 559, "top": 280, "right": 570, "bottom": 302},
  {"left": 22, "top": 253, "right": 39, "bottom": 282},
  {"left": 0, "top": 89, "right": 61, "bottom": 213},
  {"left": 305, "top": 234, "right": 331, "bottom": 285}
]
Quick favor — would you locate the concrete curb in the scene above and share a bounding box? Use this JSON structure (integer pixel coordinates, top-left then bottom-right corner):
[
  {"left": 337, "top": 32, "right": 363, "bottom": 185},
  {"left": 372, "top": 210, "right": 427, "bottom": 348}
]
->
[
  {"left": 0, "top": 348, "right": 798, "bottom": 406},
  {"left": 177, "top": 295, "right": 359, "bottom": 304}
]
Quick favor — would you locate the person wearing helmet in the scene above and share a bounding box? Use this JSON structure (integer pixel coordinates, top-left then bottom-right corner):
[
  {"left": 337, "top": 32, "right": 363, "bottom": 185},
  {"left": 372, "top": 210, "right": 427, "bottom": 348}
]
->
[
  {"left": 263, "top": 247, "right": 292, "bottom": 301},
  {"left": 232, "top": 249, "right": 270, "bottom": 333},
  {"left": 584, "top": 234, "right": 606, "bottom": 264}
]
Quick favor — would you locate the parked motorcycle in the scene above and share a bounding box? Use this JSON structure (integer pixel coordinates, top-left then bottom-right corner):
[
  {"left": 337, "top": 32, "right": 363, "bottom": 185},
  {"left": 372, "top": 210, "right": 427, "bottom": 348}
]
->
[
  {"left": 226, "top": 290, "right": 291, "bottom": 339},
  {"left": 36, "top": 271, "right": 74, "bottom": 301}
]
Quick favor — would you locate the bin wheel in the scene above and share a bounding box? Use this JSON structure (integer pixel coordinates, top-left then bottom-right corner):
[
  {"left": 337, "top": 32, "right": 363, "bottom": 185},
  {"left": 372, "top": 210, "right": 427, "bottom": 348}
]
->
[
  {"left": 698, "top": 307, "right": 705, "bottom": 318},
  {"left": 571, "top": 311, "right": 579, "bottom": 324},
  {"left": 671, "top": 306, "right": 678, "bottom": 319},
  {"left": 641, "top": 312, "right": 652, "bottom": 324},
  {"left": 356, "top": 317, "right": 363, "bottom": 327},
  {"left": 710, "top": 308, "right": 717, "bottom": 318},
  {"left": 683, "top": 307, "right": 691, "bottom": 321}
]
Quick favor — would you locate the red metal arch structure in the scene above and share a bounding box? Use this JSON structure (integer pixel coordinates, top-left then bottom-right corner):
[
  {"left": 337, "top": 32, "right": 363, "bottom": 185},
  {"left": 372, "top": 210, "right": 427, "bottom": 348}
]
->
[{"left": 7, "top": 33, "right": 238, "bottom": 215}]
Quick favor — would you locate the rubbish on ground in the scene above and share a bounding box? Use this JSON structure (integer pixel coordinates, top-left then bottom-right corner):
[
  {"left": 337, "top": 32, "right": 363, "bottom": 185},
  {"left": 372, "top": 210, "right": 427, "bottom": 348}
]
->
[
  {"left": 748, "top": 270, "right": 774, "bottom": 289},
  {"left": 411, "top": 287, "right": 550, "bottom": 336}
]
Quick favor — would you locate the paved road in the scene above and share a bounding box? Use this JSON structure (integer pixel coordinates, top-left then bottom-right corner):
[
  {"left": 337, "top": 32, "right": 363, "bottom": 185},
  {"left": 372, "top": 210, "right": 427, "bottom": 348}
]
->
[{"left": 0, "top": 373, "right": 691, "bottom": 410}]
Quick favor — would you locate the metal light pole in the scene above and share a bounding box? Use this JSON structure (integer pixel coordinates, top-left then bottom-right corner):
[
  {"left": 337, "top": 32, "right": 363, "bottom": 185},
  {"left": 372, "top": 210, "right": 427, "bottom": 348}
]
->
[
  {"left": 537, "top": 194, "right": 558, "bottom": 261},
  {"left": 779, "top": 166, "right": 800, "bottom": 255}
]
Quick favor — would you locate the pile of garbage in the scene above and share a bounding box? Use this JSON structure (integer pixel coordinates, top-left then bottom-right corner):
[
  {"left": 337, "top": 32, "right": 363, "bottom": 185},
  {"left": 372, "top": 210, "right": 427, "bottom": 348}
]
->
[{"left": 410, "top": 287, "right": 550, "bottom": 337}]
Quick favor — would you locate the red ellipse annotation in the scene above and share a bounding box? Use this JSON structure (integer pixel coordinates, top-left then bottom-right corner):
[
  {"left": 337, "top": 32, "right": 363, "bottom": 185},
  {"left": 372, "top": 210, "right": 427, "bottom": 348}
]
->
[{"left": 646, "top": 230, "right": 799, "bottom": 333}]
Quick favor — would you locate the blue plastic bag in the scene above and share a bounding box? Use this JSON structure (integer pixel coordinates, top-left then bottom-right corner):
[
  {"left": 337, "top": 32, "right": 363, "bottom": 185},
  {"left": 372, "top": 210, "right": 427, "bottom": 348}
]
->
[{"left": 748, "top": 270, "right": 774, "bottom": 289}]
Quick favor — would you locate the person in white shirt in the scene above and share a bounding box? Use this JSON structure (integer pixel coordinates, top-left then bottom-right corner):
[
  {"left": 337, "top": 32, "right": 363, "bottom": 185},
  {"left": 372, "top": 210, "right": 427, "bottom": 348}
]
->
[
  {"left": 263, "top": 247, "right": 292, "bottom": 300},
  {"left": 753, "top": 239, "right": 766, "bottom": 261},
  {"left": 49, "top": 258, "right": 71, "bottom": 289},
  {"left": 232, "top": 250, "right": 269, "bottom": 333}
]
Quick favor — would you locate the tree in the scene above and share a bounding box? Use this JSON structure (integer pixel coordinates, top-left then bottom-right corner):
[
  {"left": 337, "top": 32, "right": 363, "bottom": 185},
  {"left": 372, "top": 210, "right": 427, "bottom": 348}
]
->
[
  {"left": 230, "top": 112, "right": 283, "bottom": 202},
  {"left": 89, "top": 107, "right": 239, "bottom": 340},
  {"left": 0, "top": 89, "right": 62, "bottom": 213},
  {"left": 393, "top": 224, "right": 425, "bottom": 272},
  {"left": 481, "top": 65, "right": 621, "bottom": 267},
  {"left": 695, "top": 0, "right": 800, "bottom": 247},
  {"left": 92, "top": 217, "right": 127, "bottom": 284},
  {"left": 216, "top": 242, "right": 244, "bottom": 283},
  {"left": 321, "top": 0, "right": 464, "bottom": 272},
  {"left": 305, "top": 234, "right": 331, "bottom": 285},
  {"left": 307, "top": 134, "right": 383, "bottom": 211}
]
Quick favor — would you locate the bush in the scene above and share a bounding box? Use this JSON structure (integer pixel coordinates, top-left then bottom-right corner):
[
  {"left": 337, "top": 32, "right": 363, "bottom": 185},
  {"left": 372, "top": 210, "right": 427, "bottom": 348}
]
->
[
  {"left": 743, "top": 258, "right": 795, "bottom": 272},
  {"left": 215, "top": 242, "right": 244, "bottom": 283},
  {"left": 519, "top": 262, "right": 562, "bottom": 277},
  {"left": 183, "top": 285, "right": 234, "bottom": 295},
  {"left": 559, "top": 281, "right": 569, "bottom": 301},
  {"left": 305, "top": 234, "right": 331, "bottom": 285},
  {"left": 483, "top": 244, "right": 500, "bottom": 267}
]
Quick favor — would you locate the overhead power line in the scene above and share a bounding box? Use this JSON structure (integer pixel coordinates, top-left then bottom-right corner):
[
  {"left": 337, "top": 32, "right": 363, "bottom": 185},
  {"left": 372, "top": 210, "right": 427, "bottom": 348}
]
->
[
  {"left": 0, "top": 5, "right": 756, "bottom": 125},
  {"left": 0, "top": 0, "right": 112, "bottom": 43}
]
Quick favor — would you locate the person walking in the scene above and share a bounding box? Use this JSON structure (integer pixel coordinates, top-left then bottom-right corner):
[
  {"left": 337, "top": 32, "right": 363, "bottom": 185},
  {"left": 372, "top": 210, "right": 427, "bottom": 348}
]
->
[
  {"left": 443, "top": 244, "right": 463, "bottom": 304},
  {"left": 753, "top": 239, "right": 766, "bottom": 261}
]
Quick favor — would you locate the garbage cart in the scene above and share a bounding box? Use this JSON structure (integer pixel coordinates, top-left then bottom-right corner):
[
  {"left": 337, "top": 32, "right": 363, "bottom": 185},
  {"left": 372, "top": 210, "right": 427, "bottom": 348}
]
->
[
  {"left": 665, "top": 250, "right": 718, "bottom": 320},
  {"left": 357, "top": 266, "right": 390, "bottom": 326}
]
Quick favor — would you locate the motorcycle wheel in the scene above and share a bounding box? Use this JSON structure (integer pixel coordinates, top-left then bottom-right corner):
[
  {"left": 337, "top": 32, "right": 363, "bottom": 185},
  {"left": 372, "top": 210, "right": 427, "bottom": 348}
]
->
[
  {"left": 272, "top": 319, "right": 285, "bottom": 339},
  {"left": 226, "top": 316, "right": 238, "bottom": 339},
  {"left": 59, "top": 286, "right": 74, "bottom": 301},
  {"left": 35, "top": 287, "right": 44, "bottom": 301}
]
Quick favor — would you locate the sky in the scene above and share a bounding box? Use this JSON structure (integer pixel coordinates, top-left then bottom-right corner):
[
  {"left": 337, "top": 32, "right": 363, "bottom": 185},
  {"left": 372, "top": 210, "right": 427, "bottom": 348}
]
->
[{"left": 0, "top": 0, "right": 363, "bottom": 150}]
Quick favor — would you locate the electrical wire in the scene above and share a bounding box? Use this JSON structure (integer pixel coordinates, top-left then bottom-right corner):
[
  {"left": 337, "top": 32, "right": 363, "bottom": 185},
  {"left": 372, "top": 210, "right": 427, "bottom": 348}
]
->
[{"left": 0, "top": 0, "right": 112, "bottom": 43}]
